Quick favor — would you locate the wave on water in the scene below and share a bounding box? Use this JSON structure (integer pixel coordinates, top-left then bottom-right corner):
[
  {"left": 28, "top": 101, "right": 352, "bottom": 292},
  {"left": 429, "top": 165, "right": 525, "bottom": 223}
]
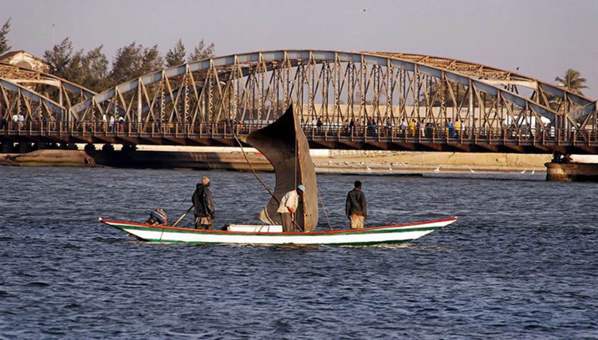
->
[{"left": 0, "top": 167, "right": 596, "bottom": 339}]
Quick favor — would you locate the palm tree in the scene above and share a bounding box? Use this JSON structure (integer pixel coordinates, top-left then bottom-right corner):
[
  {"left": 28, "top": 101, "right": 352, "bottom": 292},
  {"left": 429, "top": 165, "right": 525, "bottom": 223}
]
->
[{"left": 555, "top": 68, "right": 587, "bottom": 95}]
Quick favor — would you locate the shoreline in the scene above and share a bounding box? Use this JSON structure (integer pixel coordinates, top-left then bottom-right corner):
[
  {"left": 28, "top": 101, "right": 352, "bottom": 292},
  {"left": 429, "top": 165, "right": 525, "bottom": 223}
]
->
[{"left": 1, "top": 149, "right": 548, "bottom": 175}]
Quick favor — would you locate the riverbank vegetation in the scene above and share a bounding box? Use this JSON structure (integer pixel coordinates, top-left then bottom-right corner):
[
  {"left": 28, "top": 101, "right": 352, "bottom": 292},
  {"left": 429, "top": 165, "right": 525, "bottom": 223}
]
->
[{"left": 42, "top": 38, "right": 215, "bottom": 92}]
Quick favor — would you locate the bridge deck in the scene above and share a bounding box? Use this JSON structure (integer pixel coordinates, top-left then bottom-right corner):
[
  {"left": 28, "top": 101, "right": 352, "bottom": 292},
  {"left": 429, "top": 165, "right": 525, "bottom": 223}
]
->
[{"left": 1, "top": 122, "right": 597, "bottom": 154}]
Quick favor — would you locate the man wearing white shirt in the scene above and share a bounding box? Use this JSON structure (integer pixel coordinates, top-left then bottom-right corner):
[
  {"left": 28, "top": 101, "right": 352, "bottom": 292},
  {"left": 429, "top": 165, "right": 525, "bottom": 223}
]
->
[{"left": 277, "top": 185, "right": 305, "bottom": 232}]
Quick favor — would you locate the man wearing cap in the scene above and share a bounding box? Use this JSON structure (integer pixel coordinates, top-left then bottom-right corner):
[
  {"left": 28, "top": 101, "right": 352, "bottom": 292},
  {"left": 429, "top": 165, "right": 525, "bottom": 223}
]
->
[
  {"left": 277, "top": 185, "right": 305, "bottom": 232},
  {"left": 192, "top": 176, "right": 215, "bottom": 229},
  {"left": 346, "top": 180, "right": 367, "bottom": 229}
]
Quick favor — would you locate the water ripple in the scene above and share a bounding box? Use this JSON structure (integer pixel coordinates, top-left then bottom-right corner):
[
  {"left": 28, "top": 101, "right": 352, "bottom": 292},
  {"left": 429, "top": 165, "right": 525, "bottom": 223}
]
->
[{"left": 0, "top": 167, "right": 597, "bottom": 339}]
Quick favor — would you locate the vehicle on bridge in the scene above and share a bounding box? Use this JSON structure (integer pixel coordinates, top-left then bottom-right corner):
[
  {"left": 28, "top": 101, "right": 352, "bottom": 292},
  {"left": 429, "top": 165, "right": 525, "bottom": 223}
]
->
[{"left": 503, "top": 115, "right": 552, "bottom": 138}]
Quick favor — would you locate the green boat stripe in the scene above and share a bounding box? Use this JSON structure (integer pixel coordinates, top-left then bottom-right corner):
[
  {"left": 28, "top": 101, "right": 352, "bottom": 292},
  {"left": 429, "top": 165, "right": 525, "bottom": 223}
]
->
[
  {"left": 139, "top": 239, "right": 412, "bottom": 246},
  {"left": 114, "top": 224, "right": 440, "bottom": 235}
]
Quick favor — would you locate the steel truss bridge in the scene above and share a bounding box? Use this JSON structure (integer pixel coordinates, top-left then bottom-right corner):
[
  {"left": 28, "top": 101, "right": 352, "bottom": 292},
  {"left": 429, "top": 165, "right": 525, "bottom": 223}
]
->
[{"left": 1, "top": 51, "right": 597, "bottom": 154}]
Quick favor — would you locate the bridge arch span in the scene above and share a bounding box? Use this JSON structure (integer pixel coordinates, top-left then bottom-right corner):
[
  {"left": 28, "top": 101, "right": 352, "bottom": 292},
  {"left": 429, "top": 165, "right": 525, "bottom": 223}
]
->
[
  {"left": 71, "top": 50, "right": 566, "bottom": 136},
  {"left": 0, "top": 61, "right": 95, "bottom": 122},
  {"left": 371, "top": 52, "right": 597, "bottom": 128},
  {"left": 0, "top": 61, "right": 96, "bottom": 100},
  {"left": 0, "top": 77, "right": 65, "bottom": 119}
]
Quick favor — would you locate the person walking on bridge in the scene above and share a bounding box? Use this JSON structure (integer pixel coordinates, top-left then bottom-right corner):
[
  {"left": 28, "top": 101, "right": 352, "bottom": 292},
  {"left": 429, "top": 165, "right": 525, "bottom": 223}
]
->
[
  {"left": 346, "top": 180, "right": 367, "bottom": 229},
  {"left": 192, "top": 176, "right": 215, "bottom": 229}
]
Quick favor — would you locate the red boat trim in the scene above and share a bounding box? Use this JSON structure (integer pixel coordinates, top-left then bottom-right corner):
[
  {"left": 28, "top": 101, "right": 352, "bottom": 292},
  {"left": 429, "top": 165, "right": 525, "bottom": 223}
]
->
[{"left": 100, "top": 217, "right": 457, "bottom": 236}]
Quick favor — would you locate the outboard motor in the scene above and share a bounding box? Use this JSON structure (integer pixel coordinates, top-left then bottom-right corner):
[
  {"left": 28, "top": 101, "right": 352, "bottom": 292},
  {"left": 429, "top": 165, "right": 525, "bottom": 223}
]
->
[{"left": 146, "top": 208, "right": 168, "bottom": 226}]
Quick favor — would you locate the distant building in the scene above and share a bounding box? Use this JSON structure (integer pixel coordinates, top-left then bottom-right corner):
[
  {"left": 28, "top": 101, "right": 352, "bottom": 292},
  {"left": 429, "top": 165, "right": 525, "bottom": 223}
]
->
[{"left": 0, "top": 50, "right": 50, "bottom": 73}]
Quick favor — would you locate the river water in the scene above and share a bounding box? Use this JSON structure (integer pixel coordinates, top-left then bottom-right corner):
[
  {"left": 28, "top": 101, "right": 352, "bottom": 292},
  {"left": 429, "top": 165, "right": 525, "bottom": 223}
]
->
[{"left": 1, "top": 167, "right": 597, "bottom": 339}]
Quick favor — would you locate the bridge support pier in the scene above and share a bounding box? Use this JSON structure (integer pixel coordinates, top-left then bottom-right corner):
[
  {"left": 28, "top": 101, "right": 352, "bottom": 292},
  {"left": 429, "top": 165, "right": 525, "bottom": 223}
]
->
[
  {"left": 102, "top": 144, "right": 114, "bottom": 153},
  {"left": 59, "top": 143, "right": 77, "bottom": 150},
  {"left": 122, "top": 144, "right": 137, "bottom": 153},
  {"left": 546, "top": 152, "right": 598, "bottom": 182},
  {"left": 35, "top": 142, "right": 59, "bottom": 150},
  {"left": 84, "top": 143, "right": 96, "bottom": 153},
  {"left": 18, "top": 142, "right": 33, "bottom": 153},
  {"left": 1, "top": 142, "right": 14, "bottom": 153}
]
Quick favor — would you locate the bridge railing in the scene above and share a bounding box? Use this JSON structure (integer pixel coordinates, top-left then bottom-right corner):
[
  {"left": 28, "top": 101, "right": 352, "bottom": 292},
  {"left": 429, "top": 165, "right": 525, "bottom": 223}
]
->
[
  {"left": 1, "top": 120, "right": 598, "bottom": 146},
  {"left": 301, "top": 123, "right": 598, "bottom": 145}
]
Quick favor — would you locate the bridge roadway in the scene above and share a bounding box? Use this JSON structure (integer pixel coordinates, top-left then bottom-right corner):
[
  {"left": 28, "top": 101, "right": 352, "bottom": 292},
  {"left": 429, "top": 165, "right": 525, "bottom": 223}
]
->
[{"left": 1, "top": 121, "right": 597, "bottom": 154}]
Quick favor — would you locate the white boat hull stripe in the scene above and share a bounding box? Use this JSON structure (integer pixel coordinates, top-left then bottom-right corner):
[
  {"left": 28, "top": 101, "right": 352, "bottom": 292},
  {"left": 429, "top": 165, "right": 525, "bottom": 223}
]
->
[{"left": 100, "top": 217, "right": 457, "bottom": 246}]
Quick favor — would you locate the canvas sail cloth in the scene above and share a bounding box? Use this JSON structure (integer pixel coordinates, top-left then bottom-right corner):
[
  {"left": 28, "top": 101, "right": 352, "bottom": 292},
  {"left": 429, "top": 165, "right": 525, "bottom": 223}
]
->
[{"left": 246, "top": 105, "right": 319, "bottom": 232}]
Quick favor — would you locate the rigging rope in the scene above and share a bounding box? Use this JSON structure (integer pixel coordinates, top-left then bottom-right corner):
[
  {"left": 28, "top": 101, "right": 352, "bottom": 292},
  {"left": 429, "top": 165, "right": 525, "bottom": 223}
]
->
[
  {"left": 317, "top": 189, "right": 333, "bottom": 230},
  {"left": 294, "top": 115, "right": 300, "bottom": 230}
]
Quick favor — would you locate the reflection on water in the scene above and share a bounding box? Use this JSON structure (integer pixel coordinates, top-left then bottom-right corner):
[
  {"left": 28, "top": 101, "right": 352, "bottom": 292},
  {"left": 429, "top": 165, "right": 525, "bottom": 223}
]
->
[{"left": 1, "top": 167, "right": 597, "bottom": 339}]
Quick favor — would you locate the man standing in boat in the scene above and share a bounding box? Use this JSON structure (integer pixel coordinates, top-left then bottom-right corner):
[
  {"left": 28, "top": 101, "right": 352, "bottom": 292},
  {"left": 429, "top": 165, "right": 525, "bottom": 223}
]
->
[
  {"left": 277, "top": 185, "right": 305, "bottom": 232},
  {"left": 192, "top": 176, "right": 215, "bottom": 229},
  {"left": 346, "top": 180, "right": 367, "bottom": 229}
]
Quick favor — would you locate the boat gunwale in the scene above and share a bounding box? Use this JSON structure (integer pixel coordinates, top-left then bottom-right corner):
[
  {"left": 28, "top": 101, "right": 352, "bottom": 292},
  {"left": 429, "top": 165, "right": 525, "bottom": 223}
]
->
[{"left": 99, "top": 217, "right": 457, "bottom": 236}]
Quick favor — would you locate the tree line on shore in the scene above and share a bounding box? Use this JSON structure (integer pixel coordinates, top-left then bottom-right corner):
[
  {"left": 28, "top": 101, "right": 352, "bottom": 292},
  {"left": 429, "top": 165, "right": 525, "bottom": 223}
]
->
[
  {"left": 0, "top": 17, "right": 589, "bottom": 96},
  {"left": 42, "top": 37, "right": 214, "bottom": 92},
  {"left": 0, "top": 18, "right": 214, "bottom": 92}
]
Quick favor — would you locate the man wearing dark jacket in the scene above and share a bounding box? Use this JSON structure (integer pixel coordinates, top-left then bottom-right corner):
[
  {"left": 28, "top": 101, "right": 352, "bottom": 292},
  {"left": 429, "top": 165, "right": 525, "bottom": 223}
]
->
[
  {"left": 192, "top": 176, "right": 215, "bottom": 229},
  {"left": 346, "top": 180, "right": 367, "bottom": 229}
]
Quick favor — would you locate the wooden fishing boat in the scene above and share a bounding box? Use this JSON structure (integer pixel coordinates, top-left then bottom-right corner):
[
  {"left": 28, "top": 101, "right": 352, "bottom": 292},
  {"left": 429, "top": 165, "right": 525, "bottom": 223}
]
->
[
  {"left": 99, "top": 217, "right": 457, "bottom": 246},
  {"left": 101, "top": 104, "right": 457, "bottom": 246}
]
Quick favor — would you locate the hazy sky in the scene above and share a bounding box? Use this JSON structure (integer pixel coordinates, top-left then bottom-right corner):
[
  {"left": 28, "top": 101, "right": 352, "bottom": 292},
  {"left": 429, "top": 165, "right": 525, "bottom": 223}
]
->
[{"left": 3, "top": 0, "right": 598, "bottom": 98}]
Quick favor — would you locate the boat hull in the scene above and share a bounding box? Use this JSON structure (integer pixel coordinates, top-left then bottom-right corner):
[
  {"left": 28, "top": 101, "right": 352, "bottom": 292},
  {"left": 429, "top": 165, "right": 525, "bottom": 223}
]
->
[{"left": 99, "top": 217, "right": 457, "bottom": 246}]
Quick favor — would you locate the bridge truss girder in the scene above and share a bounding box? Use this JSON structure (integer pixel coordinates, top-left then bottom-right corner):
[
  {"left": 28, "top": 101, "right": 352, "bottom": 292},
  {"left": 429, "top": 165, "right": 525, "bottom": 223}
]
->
[
  {"left": 372, "top": 52, "right": 597, "bottom": 130},
  {"left": 0, "top": 77, "right": 66, "bottom": 121},
  {"left": 71, "top": 50, "right": 575, "bottom": 140},
  {"left": 0, "top": 62, "right": 96, "bottom": 122}
]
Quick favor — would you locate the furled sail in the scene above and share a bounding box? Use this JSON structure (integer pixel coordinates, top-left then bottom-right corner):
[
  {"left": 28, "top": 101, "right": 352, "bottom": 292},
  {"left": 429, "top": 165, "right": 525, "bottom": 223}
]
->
[{"left": 246, "top": 104, "right": 319, "bottom": 232}]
